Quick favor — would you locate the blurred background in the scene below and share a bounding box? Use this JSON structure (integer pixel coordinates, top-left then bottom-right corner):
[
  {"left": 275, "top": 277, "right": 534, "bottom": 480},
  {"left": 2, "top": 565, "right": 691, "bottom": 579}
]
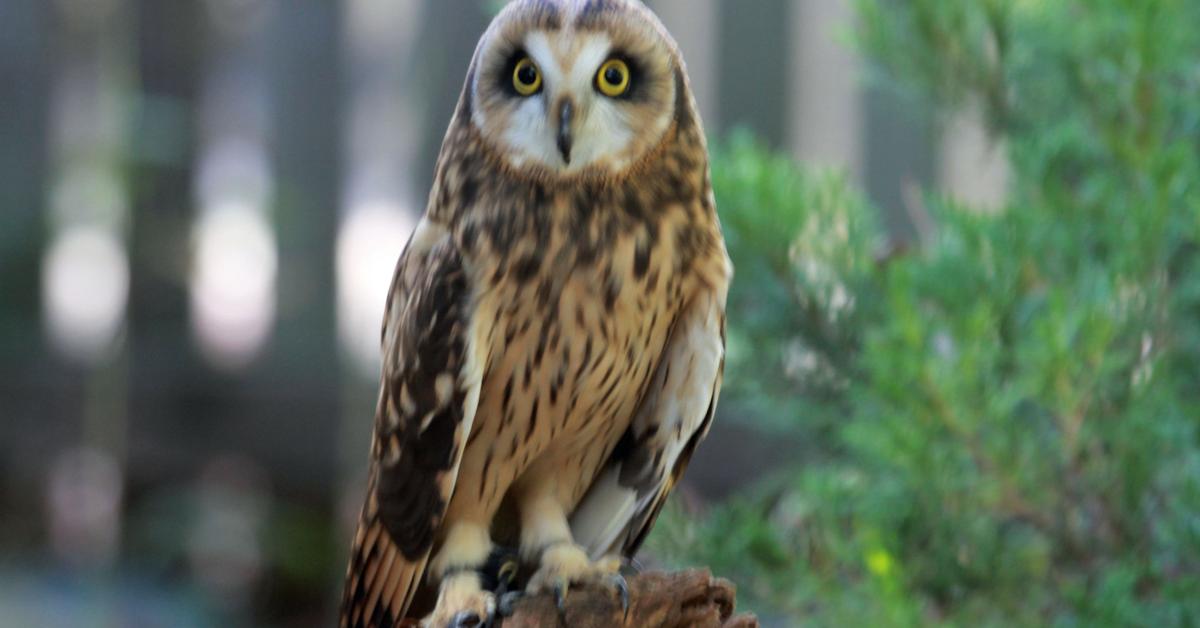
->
[{"left": 2, "top": 0, "right": 1198, "bottom": 626}]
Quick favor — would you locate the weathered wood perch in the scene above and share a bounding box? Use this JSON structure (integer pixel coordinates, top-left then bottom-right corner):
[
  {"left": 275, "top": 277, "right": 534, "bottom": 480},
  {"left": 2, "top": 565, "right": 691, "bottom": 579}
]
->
[{"left": 496, "top": 569, "right": 759, "bottom": 627}]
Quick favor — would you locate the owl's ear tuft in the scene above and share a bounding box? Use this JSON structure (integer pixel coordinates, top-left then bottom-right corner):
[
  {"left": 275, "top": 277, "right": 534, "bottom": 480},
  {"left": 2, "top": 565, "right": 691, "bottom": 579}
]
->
[
  {"left": 458, "top": 68, "right": 477, "bottom": 121},
  {"left": 672, "top": 67, "right": 692, "bottom": 131}
]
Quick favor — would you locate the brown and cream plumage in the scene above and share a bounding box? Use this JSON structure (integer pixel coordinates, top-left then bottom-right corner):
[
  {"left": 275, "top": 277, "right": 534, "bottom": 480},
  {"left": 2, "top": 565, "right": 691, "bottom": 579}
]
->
[{"left": 340, "top": 1, "right": 730, "bottom": 626}]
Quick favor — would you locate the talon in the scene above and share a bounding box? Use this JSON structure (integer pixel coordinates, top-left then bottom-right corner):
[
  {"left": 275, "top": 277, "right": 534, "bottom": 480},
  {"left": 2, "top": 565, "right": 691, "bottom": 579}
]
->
[
  {"left": 449, "top": 611, "right": 481, "bottom": 628},
  {"left": 554, "top": 578, "right": 569, "bottom": 613},
  {"left": 497, "top": 558, "right": 519, "bottom": 588},
  {"left": 610, "top": 573, "right": 630, "bottom": 613},
  {"left": 498, "top": 591, "right": 524, "bottom": 617},
  {"left": 493, "top": 558, "right": 519, "bottom": 600}
]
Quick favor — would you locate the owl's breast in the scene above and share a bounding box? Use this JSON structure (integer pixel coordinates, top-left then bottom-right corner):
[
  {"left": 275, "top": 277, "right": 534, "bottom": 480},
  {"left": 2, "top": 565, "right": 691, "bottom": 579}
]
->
[
  {"left": 461, "top": 197, "right": 702, "bottom": 468},
  {"left": 477, "top": 219, "right": 680, "bottom": 407}
]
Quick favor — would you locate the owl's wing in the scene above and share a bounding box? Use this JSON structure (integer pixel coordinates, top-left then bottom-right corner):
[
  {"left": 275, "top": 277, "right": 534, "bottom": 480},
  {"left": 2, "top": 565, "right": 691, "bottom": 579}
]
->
[
  {"left": 570, "top": 285, "right": 727, "bottom": 558},
  {"left": 341, "top": 219, "right": 486, "bottom": 627}
]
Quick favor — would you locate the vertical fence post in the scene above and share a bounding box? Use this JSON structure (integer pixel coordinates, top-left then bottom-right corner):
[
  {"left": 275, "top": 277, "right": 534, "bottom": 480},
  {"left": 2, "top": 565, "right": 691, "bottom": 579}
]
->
[
  {"left": 0, "top": 0, "right": 50, "bottom": 352},
  {"left": 650, "top": 0, "right": 718, "bottom": 129},
  {"left": 788, "top": 0, "right": 864, "bottom": 182},
  {"left": 191, "top": 0, "right": 278, "bottom": 370},
  {"left": 715, "top": 0, "right": 791, "bottom": 147}
]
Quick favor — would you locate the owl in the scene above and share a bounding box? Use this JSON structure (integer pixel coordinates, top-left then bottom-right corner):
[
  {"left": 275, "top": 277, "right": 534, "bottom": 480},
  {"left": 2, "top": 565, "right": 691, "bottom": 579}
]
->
[{"left": 340, "top": 0, "right": 730, "bottom": 626}]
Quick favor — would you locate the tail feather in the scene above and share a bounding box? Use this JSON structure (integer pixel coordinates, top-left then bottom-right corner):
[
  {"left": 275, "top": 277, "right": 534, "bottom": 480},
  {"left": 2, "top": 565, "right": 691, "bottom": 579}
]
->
[{"left": 341, "top": 517, "right": 430, "bottom": 628}]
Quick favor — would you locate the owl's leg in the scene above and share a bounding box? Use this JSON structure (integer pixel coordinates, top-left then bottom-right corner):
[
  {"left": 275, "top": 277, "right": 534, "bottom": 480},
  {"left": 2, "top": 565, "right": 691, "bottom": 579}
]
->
[
  {"left": 423, "top": 521, "right": 497, "bottom": 628},
  {"left": 516, "top": 488, "right": 629, "bottom": 613}
]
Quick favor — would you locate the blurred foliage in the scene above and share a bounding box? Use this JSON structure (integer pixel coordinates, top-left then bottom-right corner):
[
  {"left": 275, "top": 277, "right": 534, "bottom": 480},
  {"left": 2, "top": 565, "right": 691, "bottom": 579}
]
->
[{"left": 648, "top": 0, "right": 1200, "bottom": 625}]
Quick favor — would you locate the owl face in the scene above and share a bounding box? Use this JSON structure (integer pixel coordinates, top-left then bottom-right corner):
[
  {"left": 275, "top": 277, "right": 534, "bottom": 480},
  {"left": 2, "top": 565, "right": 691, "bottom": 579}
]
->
[{"left": 469, "top": 0, "right": 681, "bottom": 180}]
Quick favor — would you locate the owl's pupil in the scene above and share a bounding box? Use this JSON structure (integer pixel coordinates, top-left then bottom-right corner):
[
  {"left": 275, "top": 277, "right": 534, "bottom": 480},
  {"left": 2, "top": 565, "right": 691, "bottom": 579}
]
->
[
  {"left": 605, "top": 67, "right": 623, "bottom": 86},
  {"left": 518, "top": 65, "right": 537, "bottom": 85}
]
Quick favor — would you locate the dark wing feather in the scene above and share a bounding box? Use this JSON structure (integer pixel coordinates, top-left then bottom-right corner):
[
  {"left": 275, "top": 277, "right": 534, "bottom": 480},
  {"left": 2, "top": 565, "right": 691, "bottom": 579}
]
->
[{"left": 341, "top": 221, "right": 485, "bottom": 627}]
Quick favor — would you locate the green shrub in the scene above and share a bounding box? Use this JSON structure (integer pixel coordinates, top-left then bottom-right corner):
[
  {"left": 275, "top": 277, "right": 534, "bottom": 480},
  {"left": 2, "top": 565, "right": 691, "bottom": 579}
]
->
[{"left": 648, "top": 1, "right": 1200, "bottom": 625}]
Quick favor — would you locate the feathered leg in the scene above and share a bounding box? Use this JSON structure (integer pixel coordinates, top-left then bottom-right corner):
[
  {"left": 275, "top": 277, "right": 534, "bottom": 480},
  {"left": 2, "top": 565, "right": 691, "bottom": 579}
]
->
[
  {"left": 516, "top": 484, "right": 628, "bottom": 615},
  {"left": 423, "top": 522, "right": 498, "bottom": 628}
]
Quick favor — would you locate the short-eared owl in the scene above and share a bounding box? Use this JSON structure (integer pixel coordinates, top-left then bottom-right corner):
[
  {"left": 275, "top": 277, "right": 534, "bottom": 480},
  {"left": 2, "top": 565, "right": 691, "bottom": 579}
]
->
[{"left": 340, "top": 1, "right": 729, "bottom": 625}]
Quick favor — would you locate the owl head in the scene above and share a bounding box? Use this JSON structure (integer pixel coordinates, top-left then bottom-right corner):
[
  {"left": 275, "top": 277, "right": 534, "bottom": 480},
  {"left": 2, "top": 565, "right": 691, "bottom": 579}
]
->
[{"left": 465, "top": 0, "right": 692, "bottom": 181}]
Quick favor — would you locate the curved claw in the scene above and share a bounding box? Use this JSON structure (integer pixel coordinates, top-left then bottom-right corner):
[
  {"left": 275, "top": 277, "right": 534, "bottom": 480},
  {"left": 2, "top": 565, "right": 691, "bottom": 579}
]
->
[
  {"left": 610, "top": 573, "right": 630, "bottom": 614},
  {"left": 497, "top": 558, "right": 520, "bottom": 589},
  {"left": 498, "top": 591, "right": 524, "bottom": 618},
  {"left": 493, "top": 558, "right": 519, "bottom": 603},
  {"left": 448, "top": 610, "right": 481, "bottom": 628},
  {"left": 551, "top": 578, "right": 571, "bottom": 627},
  {"left": 553, "top": 578, "right": 569, "bottom": 613}
]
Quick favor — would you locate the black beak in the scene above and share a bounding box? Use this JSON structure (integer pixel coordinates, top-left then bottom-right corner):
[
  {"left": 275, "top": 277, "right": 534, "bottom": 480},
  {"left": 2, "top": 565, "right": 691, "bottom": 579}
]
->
[{"left": 557, "top": 100, "right": 573, "bottom": 164}]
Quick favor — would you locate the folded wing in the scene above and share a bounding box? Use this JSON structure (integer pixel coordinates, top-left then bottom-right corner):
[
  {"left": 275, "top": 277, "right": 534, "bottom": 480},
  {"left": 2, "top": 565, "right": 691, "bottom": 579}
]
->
[
  {"left": 571, "top": 286, "right": 727, "bottom": 559},
  {"left": 340, "top": 220, "right": 487, "bottom": 627}
]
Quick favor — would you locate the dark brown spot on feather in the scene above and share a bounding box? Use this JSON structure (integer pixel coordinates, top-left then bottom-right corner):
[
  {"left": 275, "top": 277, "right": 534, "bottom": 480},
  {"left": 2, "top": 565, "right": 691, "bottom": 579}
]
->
[
  {"left": 597, "top": 374, "right": 620, "bottom": 409},
  {"left": 459, "top": 221, "right": 478, "bottom": 251},
  {"left": 622, "top": 187, "right": 646, "bottom": 223},
  {"left": 513, "top": 254, "right": 540, "bottom": 283},
  {"left": 644, "top": 268, "right": 660, "bottom": 295},
  {"left": 536, "top": 277, "right": 553, "bottom": 306},
  {"left": 575, "top": 337, "right": 593, "bottom": 382},
  {"left": 599, "top": 360, "right": 615, "bottom": 389},
  {"left": 633, "top": 239, "right": 652, "bottom": 279},
  {"left": 534, "top": 333, "right": 547, "bottom": 365},
  {"left": 604, "top": 275, "right": 620, "bottom": 312},
  {"left": 480, "top": 449, "right": 495, "bottom": 498},
  {"left": 526, "top": 397, "right": 539, "bottom": 441}
]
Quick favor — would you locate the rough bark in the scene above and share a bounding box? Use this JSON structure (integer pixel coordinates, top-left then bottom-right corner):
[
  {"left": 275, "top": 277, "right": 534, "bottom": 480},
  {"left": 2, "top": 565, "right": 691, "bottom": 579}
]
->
[{"left": 497, "top": 569, "right": 759, "bottom": 628}]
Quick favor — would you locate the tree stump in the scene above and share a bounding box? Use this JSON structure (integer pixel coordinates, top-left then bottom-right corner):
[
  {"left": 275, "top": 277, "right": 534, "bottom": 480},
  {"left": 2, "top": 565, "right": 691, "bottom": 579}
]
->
[{"left": 496, "top": 569, "right": 758, "bottom": 627}]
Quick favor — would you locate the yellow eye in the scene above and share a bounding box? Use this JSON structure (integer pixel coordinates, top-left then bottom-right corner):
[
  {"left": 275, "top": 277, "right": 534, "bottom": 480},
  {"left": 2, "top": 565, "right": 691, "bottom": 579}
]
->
[
  {"left": 512, "top": 57, "right": 542, "bottom": 96},
  {"left": 596, "top": 59, "right": 630, "bottom": 97}
]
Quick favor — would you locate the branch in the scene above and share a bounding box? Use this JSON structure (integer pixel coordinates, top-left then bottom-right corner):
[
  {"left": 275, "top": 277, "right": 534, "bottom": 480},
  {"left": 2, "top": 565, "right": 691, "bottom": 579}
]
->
[{"left": 497, "top": 569, "right": 759, "bottom": 628}]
